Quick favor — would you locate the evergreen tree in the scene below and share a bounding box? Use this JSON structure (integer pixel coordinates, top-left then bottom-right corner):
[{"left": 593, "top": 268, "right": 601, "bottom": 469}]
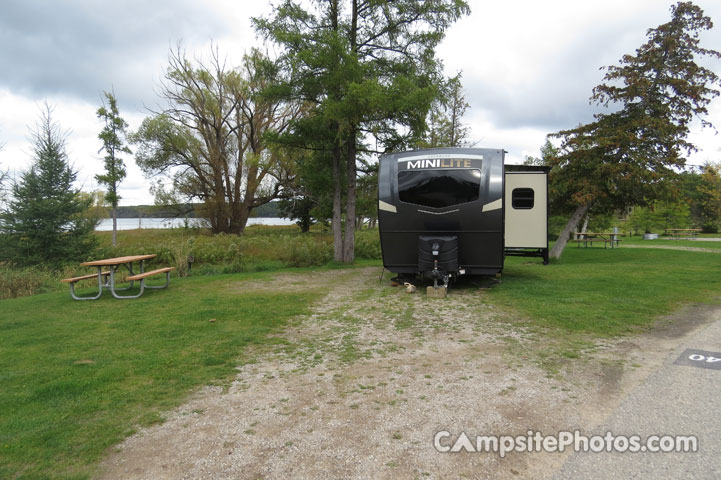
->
[
  {"left": 0, "top": 105, "right": 97, "bottom": 267},
  {"left": 695, "top": 163, "right": 721, "bottom": 230},
  {"left": 549, "top": 2, "right": 720, "bottom": 259},
  {"left": 96, "top": 91, "right": 130, "bottom": 247},
  {"left": 417, "top": 73, "right": 471, "bottom": 148},
  {"left": 255, "top": 0, "right": 470, "bottom": 262}
]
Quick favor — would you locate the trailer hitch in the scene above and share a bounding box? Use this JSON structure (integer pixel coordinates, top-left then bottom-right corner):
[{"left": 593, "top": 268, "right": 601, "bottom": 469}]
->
[{"left": 431, "top": 244, "right": 450, "bottom": 289}]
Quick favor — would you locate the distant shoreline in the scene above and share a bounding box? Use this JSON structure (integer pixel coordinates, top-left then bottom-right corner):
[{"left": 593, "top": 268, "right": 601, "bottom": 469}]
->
[{"left": 95, "top": 217, "right": 294, "bottom": 231}]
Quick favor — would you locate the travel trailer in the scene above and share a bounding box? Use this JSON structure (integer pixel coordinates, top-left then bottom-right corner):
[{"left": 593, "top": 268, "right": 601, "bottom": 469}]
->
[{"left": 377, "top": 148, "right": 549, "bottom": 288}]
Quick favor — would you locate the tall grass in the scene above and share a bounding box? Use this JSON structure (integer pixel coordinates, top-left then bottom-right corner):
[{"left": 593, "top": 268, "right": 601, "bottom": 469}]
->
[
  {"left": 0, "top": 226, "right": 383, "bottom": 298},
  {"left": 0, "top": 266, "right": 63, "bottom": 299},
  {"left": 95, "top": 225, "right": 382, "bottom": 267}
]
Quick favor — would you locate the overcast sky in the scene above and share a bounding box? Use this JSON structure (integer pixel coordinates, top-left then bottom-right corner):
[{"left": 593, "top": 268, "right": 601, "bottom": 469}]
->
[{"left": 1, "top": 0, "right": 720, "bottom": 205}]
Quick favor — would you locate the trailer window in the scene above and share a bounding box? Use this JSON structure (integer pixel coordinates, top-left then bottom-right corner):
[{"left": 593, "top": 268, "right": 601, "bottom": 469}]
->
[
  {"left": 512, "top": 188, "right": 534, "bottom": 209},
  {"left": 398, "top": 169, "right": 481, "bottom": 208}
]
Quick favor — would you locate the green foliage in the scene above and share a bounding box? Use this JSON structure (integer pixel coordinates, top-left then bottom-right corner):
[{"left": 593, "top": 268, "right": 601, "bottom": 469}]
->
[
  {"left": 95, "top": 91, "right": 130, "bottom": 209},
  {"left": 702, "top": 222, "right": 719, "bottom": 233},
  {"left": 0, "top": 225, "right": 379, "bottom": 300},
  {"left": 627, "top": 201, "right": 691, "bottom": 234},
  {"left": 281, "top": 235, "right": 333, "bottom": 267},
  {"left": 586, "top": 213, "right": 614, "bottom": 232},
  {"left": 548, "top": 215, "right": 570, "bottom": 238},
  {"left": 278, "top": 195, "right": 317, "bottom": 232},
  {"left": 655, "top": 201, "right": 692, "bottom": 231},
  {"left": 355, "top": 166, "right": 378, "bottom": 226},
  {"left": 0, "top": 105, "right": 98, "bottom": 267},
  {"left": 169, "top": 236, "right": 194, "bottom": 277},
  {"left": 254, "top": 0, "right": 470, "bottom": 262},
  {"left": 693, "top": 163, "right": 721, "bottom": 227},
  {"left": 415, "top": 72, "right": 471, "bottom": 148},
  {"left": 354, "top": 229, "right": 381, "bottom": 259},
  {"left": 627, "top": 206, "right": 656, "bottom": 234},
  {"left": 80, "top": 190, "right": 110, "bottom": 223},
  {"left": 0, "top": 265, "right": 60, "bottom": 299}
]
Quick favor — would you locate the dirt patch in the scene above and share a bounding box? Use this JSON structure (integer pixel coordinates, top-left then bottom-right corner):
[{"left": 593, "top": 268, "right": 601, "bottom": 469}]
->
[
  {"left": 98, "top": 268, "right": 716, "bottom": 480},
  {"left": 623, "top": 244, "right": 721, "bottom": 253},
  {"left": 648, "top": 301, "right": 721, "bottom": 340}
]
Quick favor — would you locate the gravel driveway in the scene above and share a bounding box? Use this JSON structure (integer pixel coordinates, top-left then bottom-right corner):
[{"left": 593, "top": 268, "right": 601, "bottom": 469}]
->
[{"left": 99, "top": 268, "right": 716, "bottom": 479}]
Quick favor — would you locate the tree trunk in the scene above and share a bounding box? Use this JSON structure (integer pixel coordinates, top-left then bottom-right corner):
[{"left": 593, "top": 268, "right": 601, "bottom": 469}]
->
[
  {"left": 332, "top": 144, "right": 344, "bottom": 262},
  {"left": 343, "top": 136, "right": 357, "bottom": 263},
  {"left": 550, "top": 203, "right": 592, "bottom": 260},
  {"left": 112, "top": 207, "right": 117, "bottom": 247},
  {"left": 234, "top": 203, "right": 251, "bottom": 235},
  {"left": 580, "top": 215, "right": 589, "bottom": 235}
]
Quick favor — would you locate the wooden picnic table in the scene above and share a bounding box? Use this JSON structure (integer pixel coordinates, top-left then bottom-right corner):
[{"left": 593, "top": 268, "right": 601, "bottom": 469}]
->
[
  {"left": 62, "top": 254, "right": 174, "bottom": 300},
  {"left": 573, "top": 232, "right": 623, "bottom": 249},
  {"left": 80, "top": 254, "right": 157, "bottom": 267},
  {"left": 664, "top": 228, "right": 702, "bottom": 240}
]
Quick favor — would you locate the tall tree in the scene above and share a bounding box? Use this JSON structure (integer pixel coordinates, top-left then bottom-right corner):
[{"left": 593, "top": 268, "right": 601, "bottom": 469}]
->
[
  {"left": 694, "top": 162, "right": 721, "bottom": 229},
  {"left": 417, "top": 72, "right": 471, "bottom": 148},
  {"left": 133, "top": 46, "right": 303, "bottom": 234},
  {"left": 255, "top": 0, "right": 470, "bottom": 263},
  {"left": 549, "top": 1, "right": 720, "bottom": 259},
  {"left": 0, "top": 104, "right": 97, "bottom": 267},
  {"left": 96, "top": 91, "right": 130, "bottom": 246},
  {"left": 278, "top": 148, "right": 334, "bottom": 232}
]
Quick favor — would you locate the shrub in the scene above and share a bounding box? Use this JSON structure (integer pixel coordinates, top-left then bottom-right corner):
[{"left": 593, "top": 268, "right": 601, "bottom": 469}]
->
[
  {"left": 280, "top": 235, "right": 332, "bottom": 267},
  {"left": 355, "top": 229, "right": 381, "bottom": 259},
  {"left": 169, "top": 237, "right": 195, "bottom": 277},
  {"left": 0, "top": 266, "right": 59, "bottom": 299},
  {"left": 702, "top": 222, "right": 718, "bottom": 234}
]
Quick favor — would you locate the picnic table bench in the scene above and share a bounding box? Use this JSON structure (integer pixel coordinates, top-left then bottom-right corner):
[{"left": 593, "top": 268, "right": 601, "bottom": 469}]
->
[
  {"left": 61, "top": 254, "right": 175, "bottom": 300},
  {"left": 573, "top": 232, "right": 623, "bottom": 249},
  {"left": 664, "top": 228, "right": 702, "bottom": 240}
]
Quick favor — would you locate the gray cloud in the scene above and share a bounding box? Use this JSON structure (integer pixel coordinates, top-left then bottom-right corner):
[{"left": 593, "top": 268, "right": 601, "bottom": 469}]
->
[
  {"left": 0, "top": 0, "right": 230, "bottom": 110},
  {"left": 463, "top": 37, "right": 624, "bottom": 132},
  {"left": 459, "top": 2, "right": 721, "bottom": 134}
]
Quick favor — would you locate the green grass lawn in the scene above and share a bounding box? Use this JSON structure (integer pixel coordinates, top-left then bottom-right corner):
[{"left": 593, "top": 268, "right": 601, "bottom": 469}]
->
[
  {"left": 488, "top": 246, "right": 721, "bottom": 335},
  {"left": 0, "top": 271, "right": 324, "bottom": 480},
  {"left": 623, "top": 235, "right": 721, "bottom": 249}
]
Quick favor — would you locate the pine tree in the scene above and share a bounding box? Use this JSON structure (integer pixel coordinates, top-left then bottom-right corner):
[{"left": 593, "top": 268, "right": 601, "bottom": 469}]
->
[
  {"left": 255, "top": 0, "right": 470, "bottom": 262},
  {"left": 549, "top": 2, "right": 721, "bottom": 259},
  {"left": 417, "top": 73, "right": 471, "bottom": 149},
  {"left": 0, "top": 104, "right": 97, "bottom": 267},
  {"left": 96, "top": 91, "right": 130, "bottom": 247}
]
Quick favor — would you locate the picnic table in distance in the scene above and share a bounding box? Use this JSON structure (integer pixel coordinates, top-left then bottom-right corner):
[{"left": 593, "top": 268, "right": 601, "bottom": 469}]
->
[
  {"left": 61, "top": 254, "right": 174, "bottom": 300},
  {"left": 664, "top": 228, "right": 702, "bottom": 240},
  {"left": 573, "top": 232, "right": 623, "bottom": 249}
]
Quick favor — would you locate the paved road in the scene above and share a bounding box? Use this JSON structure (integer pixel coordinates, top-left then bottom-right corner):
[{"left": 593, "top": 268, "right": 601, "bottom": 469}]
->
[{"left": 553, "top": 310, "right": 721, "bottom": 479}]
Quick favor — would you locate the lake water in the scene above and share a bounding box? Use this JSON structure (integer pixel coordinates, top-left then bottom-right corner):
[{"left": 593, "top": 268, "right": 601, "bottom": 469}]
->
[{"left": 96, "top": 217, "right": 294, "bottom": 231}]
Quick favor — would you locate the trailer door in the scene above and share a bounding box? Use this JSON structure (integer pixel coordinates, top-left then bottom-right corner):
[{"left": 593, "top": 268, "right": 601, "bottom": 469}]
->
[{"left": 504, "top": 172, "right": 547, "bottom": 248}]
